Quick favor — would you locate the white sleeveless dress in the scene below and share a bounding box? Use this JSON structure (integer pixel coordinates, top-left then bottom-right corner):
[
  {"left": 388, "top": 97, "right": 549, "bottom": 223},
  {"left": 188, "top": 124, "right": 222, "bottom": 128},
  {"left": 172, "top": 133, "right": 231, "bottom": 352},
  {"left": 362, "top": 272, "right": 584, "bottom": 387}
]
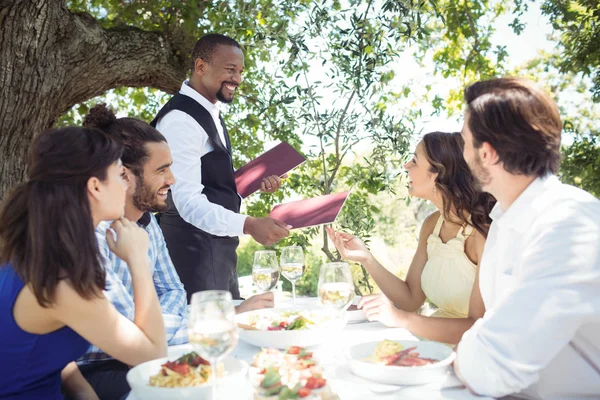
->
[{"left": 420, "top": 215, "right": 476, "bottom": 318}]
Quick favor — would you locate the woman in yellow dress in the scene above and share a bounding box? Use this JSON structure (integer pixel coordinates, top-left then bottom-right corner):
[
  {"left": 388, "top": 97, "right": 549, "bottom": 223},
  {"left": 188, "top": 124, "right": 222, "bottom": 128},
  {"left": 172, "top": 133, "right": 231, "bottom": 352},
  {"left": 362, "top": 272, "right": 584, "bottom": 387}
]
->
[{"left": 327, "top": 131, "right": 495, "bottom": 344}]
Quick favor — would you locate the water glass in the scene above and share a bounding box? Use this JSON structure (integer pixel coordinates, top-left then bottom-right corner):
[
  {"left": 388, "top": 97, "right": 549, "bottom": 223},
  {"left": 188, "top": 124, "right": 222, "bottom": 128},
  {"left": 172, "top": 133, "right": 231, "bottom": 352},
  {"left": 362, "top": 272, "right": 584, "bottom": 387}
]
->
[
  {"left": 280, "top": 246, "right": 305, "bottom": 306},
  {"left": 188, "top": 290, "right": 238, "bottom": 400},
  {"left": 252, "top": 250, "right": 280, "bottom": 292},
  {"left": 318, "top": 262, "right": 354, "bottom": 311}
]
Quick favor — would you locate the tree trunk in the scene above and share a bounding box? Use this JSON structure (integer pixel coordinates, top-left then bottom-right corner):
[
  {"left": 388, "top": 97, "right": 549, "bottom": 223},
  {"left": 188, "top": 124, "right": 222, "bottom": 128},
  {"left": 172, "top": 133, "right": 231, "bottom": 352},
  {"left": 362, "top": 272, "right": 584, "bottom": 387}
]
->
[{"left": 0, "top": 0, "right": 187, "bottom": 200}]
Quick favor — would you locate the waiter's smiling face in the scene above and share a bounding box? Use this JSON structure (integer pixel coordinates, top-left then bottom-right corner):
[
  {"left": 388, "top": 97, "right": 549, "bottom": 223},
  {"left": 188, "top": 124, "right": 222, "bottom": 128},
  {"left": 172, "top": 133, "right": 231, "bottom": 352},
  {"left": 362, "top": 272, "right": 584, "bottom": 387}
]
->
[
  {"left": 128, "top": 141, "right": 175, "bottom": 213},
  {"left": 194, "top": 44, "right": 245, "bottom": 104}
]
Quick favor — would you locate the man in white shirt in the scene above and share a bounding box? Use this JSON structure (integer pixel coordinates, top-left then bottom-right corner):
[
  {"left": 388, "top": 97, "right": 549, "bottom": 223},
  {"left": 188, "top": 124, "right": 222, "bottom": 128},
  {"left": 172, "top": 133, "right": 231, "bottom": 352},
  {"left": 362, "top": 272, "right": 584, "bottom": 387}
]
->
[
  {"left": 151, "top": 34, "right": 290, "bottom": 300},
  {"left": 455, "top": 76, "right": 600, "bottom": 399}
]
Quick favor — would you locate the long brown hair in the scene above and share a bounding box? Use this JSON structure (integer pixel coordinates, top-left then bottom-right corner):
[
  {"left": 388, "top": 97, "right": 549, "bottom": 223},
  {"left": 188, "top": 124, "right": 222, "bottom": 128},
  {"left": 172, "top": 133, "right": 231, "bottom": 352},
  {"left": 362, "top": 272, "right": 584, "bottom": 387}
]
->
[
  {"left": 0, "top": 127, "right": 123, "bottom": 307},
  {"left": 422, "top": 131, "right": 496, "bottom": 237}
]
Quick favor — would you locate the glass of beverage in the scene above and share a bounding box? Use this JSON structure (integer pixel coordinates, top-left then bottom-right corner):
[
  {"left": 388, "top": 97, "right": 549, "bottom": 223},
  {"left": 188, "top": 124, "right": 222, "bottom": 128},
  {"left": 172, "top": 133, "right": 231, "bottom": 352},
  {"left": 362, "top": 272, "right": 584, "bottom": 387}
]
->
[
  {"left": 188, "top": 290, "right": 238, "bottom": 400},
  {"left": 318, "top": 262, "right": 354, "bottom": 312},
  {"left": 252, "top": 250, "right": 280, "bottom": 292},
  {"left": 280, "top": 246, "right": 305, "bottom": 306}
]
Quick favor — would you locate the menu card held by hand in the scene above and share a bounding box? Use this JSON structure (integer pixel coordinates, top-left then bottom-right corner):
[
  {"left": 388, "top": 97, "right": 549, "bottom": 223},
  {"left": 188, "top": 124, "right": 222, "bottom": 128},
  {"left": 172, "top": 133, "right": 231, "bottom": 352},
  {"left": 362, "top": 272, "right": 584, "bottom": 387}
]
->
[
  {"left": 234, "top": 142, "right": 305, "bottom": 198},
  {"left": 268, "top": 191, "right": 350, "bottom": 230}
]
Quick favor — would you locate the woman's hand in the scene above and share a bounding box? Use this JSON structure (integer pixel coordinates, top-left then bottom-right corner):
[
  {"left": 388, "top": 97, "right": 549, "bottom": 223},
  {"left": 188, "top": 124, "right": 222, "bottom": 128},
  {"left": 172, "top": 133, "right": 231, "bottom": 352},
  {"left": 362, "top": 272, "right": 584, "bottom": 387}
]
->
[
  {"left": 325, "top": 227, "right": 372, "bottom": 264},
  {"left": 358, "top": 293, "right": 409, "bottom": 328},
  {"left": 106, "top": 218, "right": 149, "bottom": 265}
]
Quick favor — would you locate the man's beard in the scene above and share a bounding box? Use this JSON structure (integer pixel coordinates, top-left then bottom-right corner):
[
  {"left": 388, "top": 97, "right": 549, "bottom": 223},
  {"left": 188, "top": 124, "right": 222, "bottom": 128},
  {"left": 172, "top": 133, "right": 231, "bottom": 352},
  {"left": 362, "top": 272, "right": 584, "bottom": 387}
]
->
[
  {"left": 216, "top": 84, "right": 235, "bottom": 103},
  {"left": 470, "top": 153, "right": 492, "bottom": 191},
  {"left": 132, "top": 173, "right": 169, "bottom": 213}
]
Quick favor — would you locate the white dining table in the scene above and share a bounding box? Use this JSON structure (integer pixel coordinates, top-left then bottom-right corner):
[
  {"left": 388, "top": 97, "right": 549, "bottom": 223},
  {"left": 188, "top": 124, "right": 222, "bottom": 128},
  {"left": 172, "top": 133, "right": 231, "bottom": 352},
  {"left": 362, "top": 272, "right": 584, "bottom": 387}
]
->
[{"left": 127, "top": 297, "right": 495, "bottom": 400}]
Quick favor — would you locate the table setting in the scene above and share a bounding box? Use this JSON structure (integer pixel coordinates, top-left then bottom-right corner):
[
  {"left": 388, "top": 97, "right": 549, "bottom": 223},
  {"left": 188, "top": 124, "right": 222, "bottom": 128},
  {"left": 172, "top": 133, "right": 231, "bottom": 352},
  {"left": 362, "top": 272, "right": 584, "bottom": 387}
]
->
[
  {"left": 125, "top": 251, "right": 494, "bottom": 400},
  {"left": 126, "top": 298, "right": 495, "bottom": 399}
]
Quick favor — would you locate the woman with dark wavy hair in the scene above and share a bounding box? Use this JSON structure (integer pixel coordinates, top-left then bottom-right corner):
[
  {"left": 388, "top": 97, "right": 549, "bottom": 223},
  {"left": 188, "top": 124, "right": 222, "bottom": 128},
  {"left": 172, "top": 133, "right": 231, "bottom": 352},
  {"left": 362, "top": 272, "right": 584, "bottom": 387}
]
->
[
  {"left": 0, "top": 127, "right": 167, "bottom": 399},
  {"left": 327, "top": 131, "right": 496, "bottom": 344}
]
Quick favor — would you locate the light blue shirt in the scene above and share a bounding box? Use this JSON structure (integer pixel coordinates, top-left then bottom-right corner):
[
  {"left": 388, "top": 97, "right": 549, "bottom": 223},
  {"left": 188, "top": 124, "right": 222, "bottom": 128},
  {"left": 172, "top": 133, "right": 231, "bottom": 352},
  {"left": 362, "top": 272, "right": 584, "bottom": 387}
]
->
[{"left": 78, "top": 213, "right": 188, "bottom": 364}]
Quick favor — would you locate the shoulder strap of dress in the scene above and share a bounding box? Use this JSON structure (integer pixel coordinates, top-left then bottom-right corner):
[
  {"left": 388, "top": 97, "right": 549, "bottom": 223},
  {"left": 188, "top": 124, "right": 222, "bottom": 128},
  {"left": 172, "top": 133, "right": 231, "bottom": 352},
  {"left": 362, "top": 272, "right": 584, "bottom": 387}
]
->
[
  {"left": 457, "top": 216, "right": 474, "bottom": 243},
  {"left": 433, "top": 214, "right": 444, "bottom": 236}
]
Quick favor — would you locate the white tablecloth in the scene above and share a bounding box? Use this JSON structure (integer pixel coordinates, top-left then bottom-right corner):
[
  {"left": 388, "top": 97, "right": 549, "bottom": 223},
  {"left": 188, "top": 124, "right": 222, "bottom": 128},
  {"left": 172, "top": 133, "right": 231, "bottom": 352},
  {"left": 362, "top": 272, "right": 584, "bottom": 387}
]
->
[{"left": 127, "top": 297, "right": 494, "bottom": 400}]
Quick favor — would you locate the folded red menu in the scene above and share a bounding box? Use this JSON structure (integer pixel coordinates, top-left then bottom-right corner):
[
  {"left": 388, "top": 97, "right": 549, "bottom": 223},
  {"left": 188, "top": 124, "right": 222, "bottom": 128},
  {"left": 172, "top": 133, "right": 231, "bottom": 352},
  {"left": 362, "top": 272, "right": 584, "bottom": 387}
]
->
[
  {"left": 234, "top": 142, "right": 306, "bottom": 198},
  {"left": 268, "top": 191, "right": 350, "bottom": 229}
]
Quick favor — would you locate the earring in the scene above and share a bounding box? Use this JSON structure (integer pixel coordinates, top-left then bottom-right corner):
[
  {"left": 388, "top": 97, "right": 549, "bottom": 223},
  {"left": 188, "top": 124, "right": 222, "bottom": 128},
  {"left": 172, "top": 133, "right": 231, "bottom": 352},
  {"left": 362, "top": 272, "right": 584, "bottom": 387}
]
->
[{"left": 433, "top": 184, "right": 437, "bottom": 193}]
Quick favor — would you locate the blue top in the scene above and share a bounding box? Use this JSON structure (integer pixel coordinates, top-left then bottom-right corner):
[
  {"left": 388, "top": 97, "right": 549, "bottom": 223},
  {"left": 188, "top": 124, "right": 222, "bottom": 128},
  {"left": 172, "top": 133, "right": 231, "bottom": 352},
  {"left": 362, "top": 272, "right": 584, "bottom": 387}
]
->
[{"left": 0, "top": 265, "right": 89, "bottom": 400}]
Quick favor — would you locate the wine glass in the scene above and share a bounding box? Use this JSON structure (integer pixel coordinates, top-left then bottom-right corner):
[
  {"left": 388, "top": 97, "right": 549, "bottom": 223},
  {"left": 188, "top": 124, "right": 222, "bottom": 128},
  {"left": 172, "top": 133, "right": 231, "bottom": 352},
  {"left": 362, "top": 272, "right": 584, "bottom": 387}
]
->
[
  {"left": 318, "top": 262, "right": 354, "bottom": 313},
  {"left": 280, "top": 246, "right": 305, "bottom": 306},
  {"left": 188, "top": 290, "right": 238, "bottom": 400},
  {"left": 252, "top": 250, "right": 280, "bottom": 292}
]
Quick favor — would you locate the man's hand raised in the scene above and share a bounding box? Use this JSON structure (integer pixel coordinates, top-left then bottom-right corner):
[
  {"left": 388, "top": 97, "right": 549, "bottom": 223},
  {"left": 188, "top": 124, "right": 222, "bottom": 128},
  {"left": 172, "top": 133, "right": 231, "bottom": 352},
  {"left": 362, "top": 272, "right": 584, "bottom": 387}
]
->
[
  {"left": 244, "top": 216, "right": 291, "bottom": 246},
  {"left": 260, "top": 174, "right": 288, "bottom": 193}
]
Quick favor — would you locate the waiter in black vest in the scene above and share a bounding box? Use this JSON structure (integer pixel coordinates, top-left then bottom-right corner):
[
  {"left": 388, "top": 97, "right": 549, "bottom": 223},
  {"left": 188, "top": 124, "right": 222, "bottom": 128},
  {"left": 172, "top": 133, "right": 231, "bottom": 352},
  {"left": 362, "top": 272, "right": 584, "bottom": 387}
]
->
[{"left": 151, "top": 34, "right": 290, "bottom": 301}]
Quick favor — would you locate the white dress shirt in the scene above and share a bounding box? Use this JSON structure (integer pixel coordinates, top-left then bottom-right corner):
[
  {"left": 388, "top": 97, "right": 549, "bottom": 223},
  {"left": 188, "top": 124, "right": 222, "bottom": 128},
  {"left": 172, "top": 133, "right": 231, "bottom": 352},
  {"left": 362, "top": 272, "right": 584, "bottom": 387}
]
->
[
  {"left": 155, "top": 81, "right": 247, "bottom": 237},
  {"left": 456, "top": 175, "right": 600, "bottom": 399}
]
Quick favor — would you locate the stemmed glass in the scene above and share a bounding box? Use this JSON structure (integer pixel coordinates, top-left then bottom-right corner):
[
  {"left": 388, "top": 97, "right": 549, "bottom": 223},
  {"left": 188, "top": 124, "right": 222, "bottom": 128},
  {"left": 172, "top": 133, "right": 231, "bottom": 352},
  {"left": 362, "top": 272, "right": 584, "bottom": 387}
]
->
[
  {"left": 252, "top": 250, "right": 280, "bottom": 292},
  {"left": 280, "top": 246, "right": 305, "bottom": 306},
  {"left": 317, "top": 262, "right": 354, "bottom": 313},
  {"left": 188, "top": 290, "right": 238, "bottom": 400}
]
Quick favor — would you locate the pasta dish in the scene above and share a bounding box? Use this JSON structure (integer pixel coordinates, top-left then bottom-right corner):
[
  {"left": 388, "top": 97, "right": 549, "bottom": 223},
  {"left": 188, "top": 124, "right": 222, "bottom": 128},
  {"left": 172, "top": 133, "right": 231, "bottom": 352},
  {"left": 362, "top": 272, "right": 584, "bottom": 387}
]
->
[
  {"left": 371, "top": 340, "right": 439, "bottom": 367},
  {"left": 149, "top": 352, "right": 212, "bottom": 388}
]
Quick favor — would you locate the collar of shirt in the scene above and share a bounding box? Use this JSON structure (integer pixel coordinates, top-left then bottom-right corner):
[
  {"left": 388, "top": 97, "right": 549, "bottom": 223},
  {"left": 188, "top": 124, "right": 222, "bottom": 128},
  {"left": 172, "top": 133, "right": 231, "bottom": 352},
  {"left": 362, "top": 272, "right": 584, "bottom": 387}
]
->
[
  {"left": 180, "top": 80, "right": 220, "bottom": 119},
  {"left": 491, "top": 174, "right": 559, "bottom": 234},
  {"left": 137, "top": 212, "right": 152, "bottom": 228}
]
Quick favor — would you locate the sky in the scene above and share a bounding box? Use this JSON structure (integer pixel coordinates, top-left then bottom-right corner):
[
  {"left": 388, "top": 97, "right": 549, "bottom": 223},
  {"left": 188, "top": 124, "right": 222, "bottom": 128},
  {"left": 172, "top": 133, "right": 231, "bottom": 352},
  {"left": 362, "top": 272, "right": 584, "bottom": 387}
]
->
[
  {"left": 257, "top": 1, "right": 560, "bottom": 154},
  {"left": 396, "top": 1, "right": 555, "bottom": 141}
]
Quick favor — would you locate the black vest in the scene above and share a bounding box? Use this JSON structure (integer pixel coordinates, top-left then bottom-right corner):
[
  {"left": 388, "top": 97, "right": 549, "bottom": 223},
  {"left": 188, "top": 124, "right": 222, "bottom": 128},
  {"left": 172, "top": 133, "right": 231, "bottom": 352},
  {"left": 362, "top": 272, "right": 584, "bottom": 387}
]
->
[
  {"left": 151, "top": 93, "right": 242, "bottom": 300},
  {"left": 150, "top": 93, "right": 241, "bottom": 218}
]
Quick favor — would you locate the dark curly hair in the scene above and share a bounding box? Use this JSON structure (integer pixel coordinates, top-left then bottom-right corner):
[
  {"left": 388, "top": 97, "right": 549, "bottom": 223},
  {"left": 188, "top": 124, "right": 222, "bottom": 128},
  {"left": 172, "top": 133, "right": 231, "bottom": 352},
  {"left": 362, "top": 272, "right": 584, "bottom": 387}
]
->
[
  {"left": 190, "top": 33, "right": 241, "bottom": 71},
  {"left": 422, "top": 132, "right": 496, "bottom": 237},
  {"left": 83, "top": 104, "right": 166, "bottom": 177}
]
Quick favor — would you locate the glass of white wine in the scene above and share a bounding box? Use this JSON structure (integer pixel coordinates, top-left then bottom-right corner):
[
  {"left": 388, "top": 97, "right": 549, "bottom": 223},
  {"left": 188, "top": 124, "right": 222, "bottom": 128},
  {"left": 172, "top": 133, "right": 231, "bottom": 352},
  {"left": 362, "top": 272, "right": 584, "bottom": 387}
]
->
[
  {"left": 252, "top": 250, "right": 280, "bottom": 292},
  {"left": 318, "top": 262, "right": 354, "bottom": 313},
  {"left": 188, "top": 290, "right": 238, "bottom": 400},
  {"left": 280, "top": 246, "right": 305, "bottom": 306}
]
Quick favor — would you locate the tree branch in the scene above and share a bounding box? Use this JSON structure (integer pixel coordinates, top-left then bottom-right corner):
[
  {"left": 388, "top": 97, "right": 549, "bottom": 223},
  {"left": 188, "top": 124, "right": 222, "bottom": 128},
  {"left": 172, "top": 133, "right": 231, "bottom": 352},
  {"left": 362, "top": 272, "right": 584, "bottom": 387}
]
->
[
  {"left": 327, "top": 89, "right": 357, "bottom": 189},
  {"left": 57, "top": 9, "right": 188, "bottom": 114},
  {"left": 463, "top": 1, "right": 481, "bottom": 78},
  {"left": 321, "top": 239, "right": 337, "bottom": 261}
]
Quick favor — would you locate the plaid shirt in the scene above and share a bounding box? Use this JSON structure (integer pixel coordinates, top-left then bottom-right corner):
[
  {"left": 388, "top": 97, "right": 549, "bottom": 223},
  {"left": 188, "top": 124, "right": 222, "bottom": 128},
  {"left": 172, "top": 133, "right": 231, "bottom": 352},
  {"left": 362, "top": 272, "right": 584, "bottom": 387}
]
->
[{"left": 78, "top": 213, "right": 188, "bottom": 364}]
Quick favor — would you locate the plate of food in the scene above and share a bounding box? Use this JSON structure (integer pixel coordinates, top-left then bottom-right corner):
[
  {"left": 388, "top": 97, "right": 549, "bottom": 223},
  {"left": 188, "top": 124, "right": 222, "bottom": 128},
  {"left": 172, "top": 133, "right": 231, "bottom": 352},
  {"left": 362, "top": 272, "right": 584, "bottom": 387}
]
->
[
  {"left": 126, "top": 350, "right": 249, "bottom": 400},
  {"left": 349, "top": 339, "right": 455, "bottom": 385},
  {"left": 236, "top": 308, "right": 347, "bottom": 348},
  {"left": 250, "top": 346, "right": 337, "bottom": 399}
]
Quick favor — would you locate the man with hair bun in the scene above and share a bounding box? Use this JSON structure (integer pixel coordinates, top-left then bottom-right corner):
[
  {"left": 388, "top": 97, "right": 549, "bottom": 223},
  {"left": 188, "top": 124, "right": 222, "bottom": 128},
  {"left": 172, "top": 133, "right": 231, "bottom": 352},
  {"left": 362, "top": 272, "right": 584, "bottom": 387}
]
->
[
  {"left": 75, "top": 104, "right": 274, "bottom": 399},
  {"left": 454, "top": 77, "right": 600, "bottom": 399}
]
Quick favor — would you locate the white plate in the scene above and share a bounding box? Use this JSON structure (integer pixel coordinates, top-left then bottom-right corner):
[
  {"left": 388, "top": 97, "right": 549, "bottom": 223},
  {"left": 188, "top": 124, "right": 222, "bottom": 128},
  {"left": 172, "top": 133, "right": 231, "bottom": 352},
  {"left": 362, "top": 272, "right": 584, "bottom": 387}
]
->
[
  {"left": 349, "top": 340, "right": 455, "bottom": 385},
  {"left": 236, "top": 308, "right": 347, "bottom": 348},
  {"left": 126, "top": 354, "right": 249, "bottom": 400}
]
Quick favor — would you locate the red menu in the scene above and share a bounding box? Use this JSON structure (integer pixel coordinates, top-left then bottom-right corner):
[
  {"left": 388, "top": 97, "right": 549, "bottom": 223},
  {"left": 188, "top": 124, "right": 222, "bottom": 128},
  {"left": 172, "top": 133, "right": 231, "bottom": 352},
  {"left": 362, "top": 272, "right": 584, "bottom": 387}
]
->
[
  {"left": 234, "top": 142, "right": 306, "bottom": 198},
  {"left": 268, "top": 191, "right": 350, "bottom": 229}
]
